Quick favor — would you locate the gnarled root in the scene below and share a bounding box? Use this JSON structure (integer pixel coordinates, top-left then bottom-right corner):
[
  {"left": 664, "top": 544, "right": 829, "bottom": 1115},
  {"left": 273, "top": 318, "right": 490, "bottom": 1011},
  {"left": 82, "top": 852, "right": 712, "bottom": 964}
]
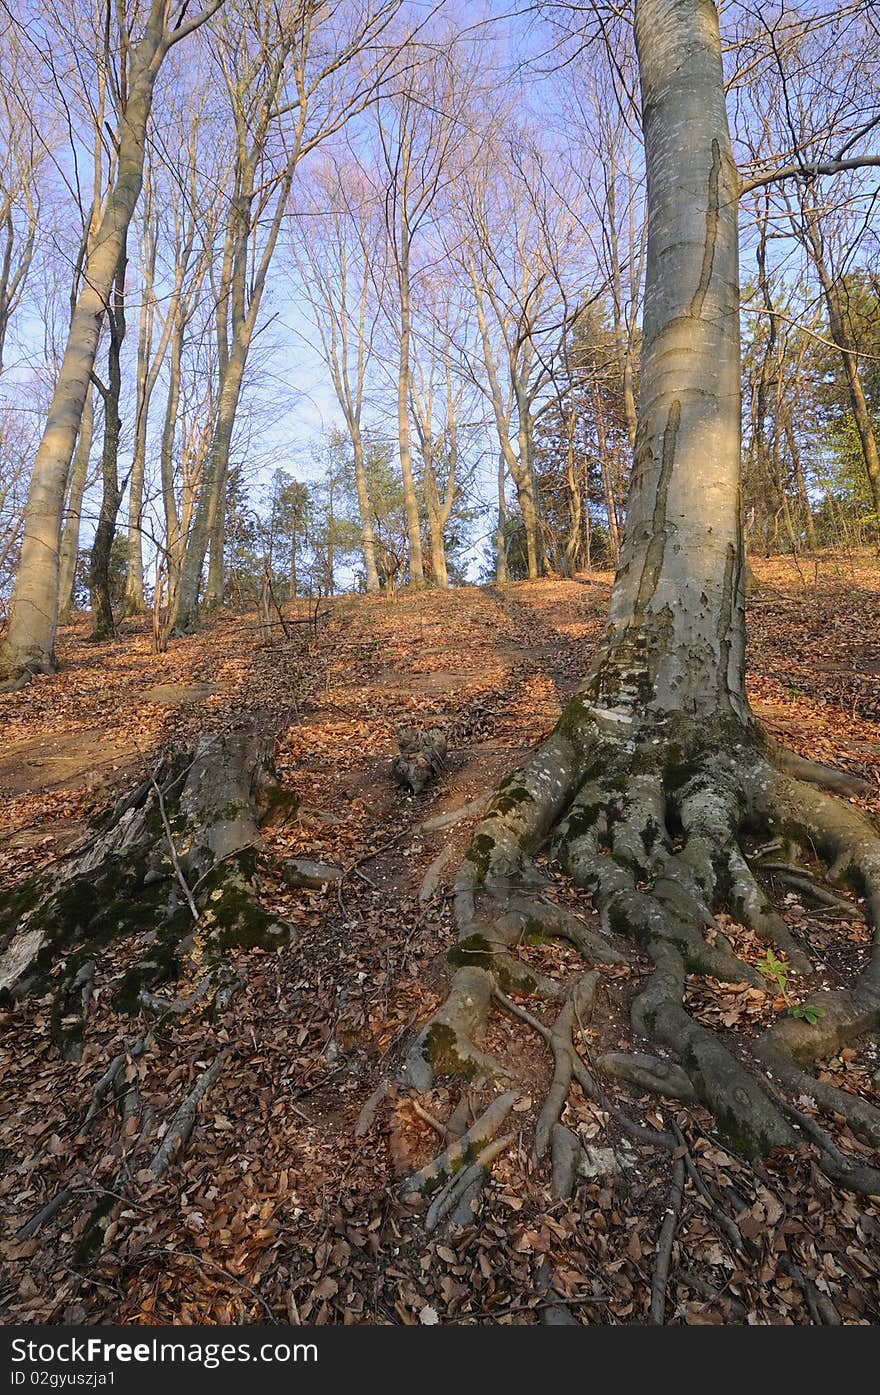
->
[
  {"left": 400, "top": 699, "right": 880, "bottom": 1202},
  {"left": 0, "top": 725, "right": 296, "bottom": 1053},
  {"left": 403, "top": 1090, "right": 518, "bottom": 1232}
]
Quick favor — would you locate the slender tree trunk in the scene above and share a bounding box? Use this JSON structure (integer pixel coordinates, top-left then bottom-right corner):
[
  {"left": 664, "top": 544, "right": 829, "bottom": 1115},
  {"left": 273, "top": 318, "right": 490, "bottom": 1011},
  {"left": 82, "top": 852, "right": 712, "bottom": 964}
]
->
[
  {"left": 416, "top": 418, "right": 452, "bottom": 589},
  {"left": 621, "top": 353, "right": 638, "bottom": 454},
  {"left": 607, "top": 184, "right": 639, "bottom": 454},
  {"left": 397, "top": 258, "right": 424, "bottom": 587},
  {"left": 88, "top": 247, "right": 127, "bottom": 642},
  {"left": 784, "top": 413, "right": 818, "bottom": 550},
  {"left": 514, "top": 384, "right": 541, "bottom": 579},
  {"left": 57, "top": 385, "right": 96, "bottom": 624},
  {"left": 591, "top": 381, "right": 621, "bottom": 567},
  {"left": 123, "top": 399, "right": 148, "bottom": 615},
  {"left": 122, "top": 260, "right": 156, "bottom": 616},
  {"left": 288, "top": 520, "right": 298, "bottom": 601},
  {"left": 159, "top": 313, "right": 184, "bottom": 599},
  {"left": 495, "top": 452, "right": 509, "bottom": 583},
  {"left": 205, "top": 480, "right": 226, "bottom": 611},
  {"left": 172, "top": 347, "right": 244, "bottom": 632},
  {"left": 563, "top": 399, "right": 582, "bottom": 573},
  {"left": 351, "top": 430, "right": 380, "bottom": 593}
]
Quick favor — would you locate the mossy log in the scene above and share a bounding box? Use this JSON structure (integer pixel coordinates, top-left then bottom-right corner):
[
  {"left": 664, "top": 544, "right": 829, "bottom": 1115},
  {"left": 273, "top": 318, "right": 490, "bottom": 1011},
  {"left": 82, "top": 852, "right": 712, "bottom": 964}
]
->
[{"left": 0, "top": 725, "right": 296, "bottom": 1056}]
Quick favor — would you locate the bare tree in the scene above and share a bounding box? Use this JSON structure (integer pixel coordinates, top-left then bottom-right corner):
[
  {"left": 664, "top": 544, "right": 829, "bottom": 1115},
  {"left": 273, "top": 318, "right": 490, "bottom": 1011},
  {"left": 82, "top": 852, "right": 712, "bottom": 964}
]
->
[
  {"left": 172, "top": 0, "right": 406, "bottom": 633},
  {"left": 0, "top": 0, "right": 224, "bottom": 689},
  {"left": 406, "top": 0, "right": 880, "bottom": 1195},
  {"left": 289, "top": 156, "right": 384, "bottom": 592},
  {"left": 0, "top": 21, "right": 46, "bottom": 375},
  {"left": 375, "top": 36, "right": 478, "bottom": 587},
  {"left": 451, "top": 124, "right": 586, "bottom": 578}
]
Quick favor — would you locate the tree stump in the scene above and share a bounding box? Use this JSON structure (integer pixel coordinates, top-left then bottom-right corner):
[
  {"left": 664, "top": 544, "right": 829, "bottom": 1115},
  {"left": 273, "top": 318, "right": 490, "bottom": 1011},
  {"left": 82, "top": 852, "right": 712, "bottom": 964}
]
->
[{"left": 391, "top": 727, "right": 447, "bottom": 795}]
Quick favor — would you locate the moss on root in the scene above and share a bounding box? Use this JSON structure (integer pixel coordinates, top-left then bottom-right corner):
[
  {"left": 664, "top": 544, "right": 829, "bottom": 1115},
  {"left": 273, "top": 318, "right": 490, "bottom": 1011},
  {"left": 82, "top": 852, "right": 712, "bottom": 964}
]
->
[
  {"left": 467, "top": 832, "right": 497, "bottom": 882},
  {"left": 421, "top": 1022, "right": 481, "bottom": 1081},
  {"left": 490, "top": 778, "right": 533, "bottom": 817}
]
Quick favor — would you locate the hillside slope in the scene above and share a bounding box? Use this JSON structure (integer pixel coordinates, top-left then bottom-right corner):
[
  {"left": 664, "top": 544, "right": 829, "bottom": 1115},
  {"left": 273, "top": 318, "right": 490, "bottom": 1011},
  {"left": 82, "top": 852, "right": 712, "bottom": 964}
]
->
[{"left": 1, "top": 556, "right": 879, "bottom": 1325}]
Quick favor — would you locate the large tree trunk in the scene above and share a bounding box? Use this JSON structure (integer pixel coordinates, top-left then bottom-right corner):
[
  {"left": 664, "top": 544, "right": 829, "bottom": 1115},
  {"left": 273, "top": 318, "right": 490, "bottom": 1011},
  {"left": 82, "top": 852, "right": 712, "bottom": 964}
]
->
[
  {"left": 601, "top": 0, "right": 744, "bottom": 720},
  {"left": 399, "top": 0, "right": 880, "bottom": 1208},
  {"left": 0, "top": 20, "right": 165, "bottom": 689}
]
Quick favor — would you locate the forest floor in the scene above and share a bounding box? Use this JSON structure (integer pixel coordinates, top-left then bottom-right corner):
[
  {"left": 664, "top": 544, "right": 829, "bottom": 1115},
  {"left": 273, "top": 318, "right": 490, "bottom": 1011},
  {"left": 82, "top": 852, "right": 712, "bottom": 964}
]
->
[{"left": 1, "top": 551, "right": 880, "bottom": 1326}]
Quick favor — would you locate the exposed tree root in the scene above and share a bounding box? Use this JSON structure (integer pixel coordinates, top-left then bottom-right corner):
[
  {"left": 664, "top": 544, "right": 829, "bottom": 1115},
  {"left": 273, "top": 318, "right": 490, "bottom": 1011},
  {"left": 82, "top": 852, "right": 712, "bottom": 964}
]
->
[
  {"left": 0, "top": 724, "right": 297, "bottom": 1053},
  {"left": 497, "top": 973, "right": 599, "bottom": 1161},
  {"left": 597, "top": 1051, "right": 698, "bottom": 1103},
  {"left": 424, "top": 1135, "right": 513, "bottom": 1233},
  {"left": 72, "top": 1050, "right": 227, "bottom": 1263},
  {"left": 149, "top": 1054, "right": 227, "bottom": 1177},
  {"left": 536, "top": 1260, "right": 579, "bottom": 1325},
  {"left": 404, "top": 1090, "right": 518, "bottom": 1200},
  {"left": 777, "top": 1255, "right": 842, "bottom": 1326},
  {"left": 649, "top": 1155, "right": 685, "bottom": 1324},
  {"left": 398, "top": 696, "right": 880, "bottom": 1204}
]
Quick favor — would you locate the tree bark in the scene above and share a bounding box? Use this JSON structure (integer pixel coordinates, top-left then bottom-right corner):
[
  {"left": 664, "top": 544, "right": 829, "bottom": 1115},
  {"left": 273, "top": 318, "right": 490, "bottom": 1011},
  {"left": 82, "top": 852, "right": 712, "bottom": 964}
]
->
[
  {"left": 57, "top": 385, "right": 96, "bottom": 624},
  {"left": 396, "top": 243, "right": 425, "bottom": 587},
  {"left": 495, "top": 451, "right": 509, "bottom": 583},
  {"left": 0, "top": 725, "right": 295, "bottom": 1058},
  {"left": 351, "top": 431, "right": 380, "bottom": 593},
  {"left": 598, "top": 0, "right": 745, "bottom": 720},
  {"left": 88, "top": 245, "right": 127, "bottom": 642}
]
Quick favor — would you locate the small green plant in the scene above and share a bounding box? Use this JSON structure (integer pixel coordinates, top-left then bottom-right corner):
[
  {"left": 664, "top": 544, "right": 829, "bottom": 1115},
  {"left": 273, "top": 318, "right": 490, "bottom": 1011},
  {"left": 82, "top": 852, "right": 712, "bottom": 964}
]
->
[
  {"left": 756, "top": 948, "right": 824, "bottom": 1025},
  {"left": 787, "top": 1002, "right": 826, "bottom": 1026},
  {"left": 756, "top": 948, "right": 790, "bottom": 998}
]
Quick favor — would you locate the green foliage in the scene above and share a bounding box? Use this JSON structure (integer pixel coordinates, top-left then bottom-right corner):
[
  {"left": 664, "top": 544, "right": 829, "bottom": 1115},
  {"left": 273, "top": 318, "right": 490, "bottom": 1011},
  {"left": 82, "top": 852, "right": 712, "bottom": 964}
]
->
[
  {"left": 756, "top": 948, "right": 791, "bottom": 998},
  {"left": 787, "top": 1002, "right": 826, "bottom": 1026},
  {"left": 740, "top": 266, "right": 879, "bottom": 553},
  {"left": 756, "top": 948, "right": 825, "bottom": 1025}
]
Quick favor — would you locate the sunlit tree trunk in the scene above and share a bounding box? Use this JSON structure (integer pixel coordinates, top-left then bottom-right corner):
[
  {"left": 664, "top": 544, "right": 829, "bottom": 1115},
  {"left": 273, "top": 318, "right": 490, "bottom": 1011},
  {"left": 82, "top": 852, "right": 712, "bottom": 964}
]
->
[
  {"left": 0, "top": 0, "right": 222, "bottom": 688},
  {"left": 395, "top": 234, "right": 425, "bottom": 586},
  {"left": 596, "top": 0, "right": 746, "bottom": 719}
]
